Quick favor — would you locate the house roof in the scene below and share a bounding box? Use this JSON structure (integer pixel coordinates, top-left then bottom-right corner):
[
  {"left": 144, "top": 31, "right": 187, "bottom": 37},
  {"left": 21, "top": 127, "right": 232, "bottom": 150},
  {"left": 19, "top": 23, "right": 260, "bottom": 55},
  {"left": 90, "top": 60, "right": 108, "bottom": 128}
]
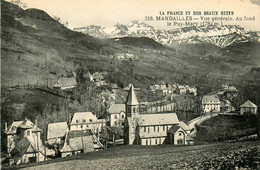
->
[
  {"left": 13, "top": 137, "right": 32, "bottom": 157},
  {"left": 32, "top": 124, "right": 42, "bottom": 132},
  {"left": 70, "top": 112, "right": 98, "bottom": 125},
  {"left": 179, "top": 121, "right": 191, "bottom": 131},
  {"left": 111, "top": 83, "right": 119, "bottom": 89},
  {"left": 54, "top": 77, "right": 77, "bottom": 88},
  {"left": 108, "top": 104, "right": 125, "bottom": 114},
  {"left": 63, "top": 130, "right": 103, "bottom": 151},
  {"left": 47, "top": 122, "right": 68, "bottom": 140},
  {"left": 4, "top": 121, "right": 23, "bottom": 135},
  {"left": 19, "top": 119, "right": 34, "bottom": 129},
  {"left": 202, "top": 95, "right": 220, "bottom": 103},
  {"left": 137, "top": 113, "right": 179, "bottom": 126},
  {"left": 240, "top": 100, "right": 258, "bottom": 108},
  {"left": 168, "top": 125, "right": 186, "bottom": 134},
  {"left": 126, "top": 84, "right": 139, "bottom": 106}
]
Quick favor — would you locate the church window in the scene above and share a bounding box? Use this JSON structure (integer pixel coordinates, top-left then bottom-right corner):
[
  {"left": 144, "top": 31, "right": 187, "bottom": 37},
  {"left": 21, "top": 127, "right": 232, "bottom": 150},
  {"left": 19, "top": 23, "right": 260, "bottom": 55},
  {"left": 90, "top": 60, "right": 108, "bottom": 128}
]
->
[
  {"left": 144, "top": 127, "right": 146, "bottom": 132},
  {"left": 159, "top": 138, "right": 161, "bottom": 144},
  {"left": 157, "top": 126, "right": 159, "bottom": 132},
  {"left": 155, "top": 139, "right": 157, "bottom": 144},
  {"left": 146, "top": 140, "right": 148, "bottom": 145},
  {"left": 163, "top": 126, "right": 165, "bottom": 131},
  {"left": 122, "top": 115, "right": 124, "bottom": 119},
  {"left": 179, "top": 132, "right": 182, "bottom": 136},
  {"left": 154, "top": 126, "right": 156, "bottom": 132},
  {"left": 148, "top": 127, "right": 150, "bottom": 133},
  {"left": 133, "top": 107, "right": 136, "bottom": 113}
]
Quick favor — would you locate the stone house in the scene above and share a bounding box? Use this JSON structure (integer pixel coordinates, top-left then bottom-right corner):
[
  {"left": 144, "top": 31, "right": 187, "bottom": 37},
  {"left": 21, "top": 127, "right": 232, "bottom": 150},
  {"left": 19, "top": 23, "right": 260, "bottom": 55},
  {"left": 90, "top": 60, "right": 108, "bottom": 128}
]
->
[
  {"left": 54, "top": 77, "right": 77, "bottom": 90},
  {"left": 70, "top": 112, "right": 105, "bottom": 132},
  {"left": 59, "top": 130, "right": 103, "bottom": 157},
  {"left": 202, "top": 95, "right": 221, "bottom": 113},
  {"left": 240, "top": 100, "right": 258, "bottom": 115},
  {"left": 107, "top": 104, "right": 126, "bottom": 127},
  {"left": 5, "top": 119, "right": 54, "bottom": 164}
]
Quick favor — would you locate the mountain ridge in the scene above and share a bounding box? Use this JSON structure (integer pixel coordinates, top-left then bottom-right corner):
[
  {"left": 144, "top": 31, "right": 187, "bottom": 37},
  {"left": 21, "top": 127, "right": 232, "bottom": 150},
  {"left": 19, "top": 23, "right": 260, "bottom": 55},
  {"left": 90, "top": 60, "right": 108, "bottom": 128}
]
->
[{"left": 74, "top": 20, "right": 260, "bottom": 48}]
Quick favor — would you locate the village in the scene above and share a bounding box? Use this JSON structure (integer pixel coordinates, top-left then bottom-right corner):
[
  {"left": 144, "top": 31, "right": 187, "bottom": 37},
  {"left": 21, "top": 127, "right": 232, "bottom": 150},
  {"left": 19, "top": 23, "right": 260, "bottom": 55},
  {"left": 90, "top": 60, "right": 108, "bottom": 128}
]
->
[{"left": 2, "top": 74, "right": 259, "bottom": 166}]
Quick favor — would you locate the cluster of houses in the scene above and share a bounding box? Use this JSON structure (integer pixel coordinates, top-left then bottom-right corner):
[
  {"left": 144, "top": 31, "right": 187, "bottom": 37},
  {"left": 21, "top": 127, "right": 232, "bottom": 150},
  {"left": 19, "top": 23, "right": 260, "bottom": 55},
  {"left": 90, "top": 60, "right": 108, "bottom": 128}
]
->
[
  {"left": 4, "top": 82, "right": 259, "bottom": 165},
  {"left": 53, "top": 71, "right": 112, "bottom": 90},
  {"left": 150, "top": 83, "right": 197, "bottom": 96},
  {"left": 143, "top": 49, "right": 166, "bottom": 55},
  {"left": 113, "top": 53, "right": 138, "bottom": 61},
  {"left": 202, "top": 84, "right": 258, "bottom": 115},
  {"left": 4, "top": 112, "right": 105, "bottom": 165}
]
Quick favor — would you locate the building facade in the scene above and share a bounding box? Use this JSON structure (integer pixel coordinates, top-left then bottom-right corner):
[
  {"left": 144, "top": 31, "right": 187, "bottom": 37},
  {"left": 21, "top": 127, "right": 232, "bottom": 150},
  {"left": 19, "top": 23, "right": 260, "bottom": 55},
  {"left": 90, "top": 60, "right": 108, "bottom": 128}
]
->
[
  {"left": 70, "top": 112, "right": 105, "bottom": 132},
  {"left": 124, "top": 84, "right": 192, "bottom": 146},
  {"left": 202, "top": 95, "right": 221, "bottom": 113},
  {"left": 107, "top": 104, "right": 126, "bottom": 127},
  {"left": 240, "top": 100, "right": 258, "bottom": 115}
]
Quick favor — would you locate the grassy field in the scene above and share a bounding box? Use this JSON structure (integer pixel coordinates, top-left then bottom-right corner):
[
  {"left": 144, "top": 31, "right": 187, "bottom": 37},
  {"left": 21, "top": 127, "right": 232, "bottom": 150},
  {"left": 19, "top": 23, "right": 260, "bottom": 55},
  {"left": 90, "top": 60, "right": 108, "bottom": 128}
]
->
[{"left": 4, "top": 140, "right": 260, "bottom": 170}]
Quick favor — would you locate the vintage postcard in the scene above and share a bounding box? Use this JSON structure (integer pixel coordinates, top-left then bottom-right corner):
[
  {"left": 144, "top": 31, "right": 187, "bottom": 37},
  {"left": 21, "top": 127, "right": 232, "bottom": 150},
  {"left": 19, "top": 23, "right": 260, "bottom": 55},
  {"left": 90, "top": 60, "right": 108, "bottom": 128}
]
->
[{"left": 1, "top": 0, "right": 260, "bottom": 169}]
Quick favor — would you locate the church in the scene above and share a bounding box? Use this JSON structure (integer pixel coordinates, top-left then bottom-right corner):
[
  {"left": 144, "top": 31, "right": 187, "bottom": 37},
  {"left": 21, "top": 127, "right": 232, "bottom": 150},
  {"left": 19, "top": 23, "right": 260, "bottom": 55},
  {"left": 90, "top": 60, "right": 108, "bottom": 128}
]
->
[{"left": 124, "top": 84, "right": 193, "bottom": 145}]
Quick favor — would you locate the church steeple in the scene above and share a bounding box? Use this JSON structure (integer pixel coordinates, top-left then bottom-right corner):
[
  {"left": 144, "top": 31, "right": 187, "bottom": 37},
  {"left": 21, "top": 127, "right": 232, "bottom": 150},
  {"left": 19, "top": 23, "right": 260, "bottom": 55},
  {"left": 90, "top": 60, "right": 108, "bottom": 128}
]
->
[{"left": 126, "top": 84, "right": 139, "bottom": 117}]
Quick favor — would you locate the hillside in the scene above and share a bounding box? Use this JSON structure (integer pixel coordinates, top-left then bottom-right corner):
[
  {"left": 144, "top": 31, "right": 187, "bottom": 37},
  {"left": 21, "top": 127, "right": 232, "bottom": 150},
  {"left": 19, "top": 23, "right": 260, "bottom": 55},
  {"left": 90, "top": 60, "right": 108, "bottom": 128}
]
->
[
  {"left": 1, "top": 0, "right": 260, "bottom": 138},
  {"left": 2, "top": 0, "right": 260, "bottom": 90},
  {"left": 1, "top": 0, "right": 116, "bottom": 86},
  {"left": 4, "top": 141, "right": 260, "bottom": 169}
]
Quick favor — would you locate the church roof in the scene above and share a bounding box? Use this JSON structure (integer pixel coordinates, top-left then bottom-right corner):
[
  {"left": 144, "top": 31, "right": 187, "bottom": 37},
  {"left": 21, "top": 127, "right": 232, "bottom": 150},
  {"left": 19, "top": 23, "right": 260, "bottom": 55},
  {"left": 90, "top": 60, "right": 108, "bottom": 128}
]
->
[
  {"left": 240, "top": 100, "right": 258, "bottom": 108},
  {"left": 137, "top": 113, "right": 179, "bottom": 126},
  {"left": 126, "top": 84, "right": 139, "bottom": 105}
]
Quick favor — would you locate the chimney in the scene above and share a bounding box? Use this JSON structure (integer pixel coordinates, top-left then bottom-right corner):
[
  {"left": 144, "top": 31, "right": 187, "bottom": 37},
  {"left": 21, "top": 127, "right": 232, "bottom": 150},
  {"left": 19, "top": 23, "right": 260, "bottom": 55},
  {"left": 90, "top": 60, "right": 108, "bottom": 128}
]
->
[{"left": 5, "top": 122, "right": 7, "bottom": 131}]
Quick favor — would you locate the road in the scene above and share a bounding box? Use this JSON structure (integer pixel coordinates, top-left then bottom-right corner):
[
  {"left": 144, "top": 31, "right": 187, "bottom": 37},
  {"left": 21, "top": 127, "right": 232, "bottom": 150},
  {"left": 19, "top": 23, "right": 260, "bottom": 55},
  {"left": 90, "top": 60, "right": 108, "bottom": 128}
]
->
[{"left": 188, "top": 112, "right": 219, "bottom": 137}]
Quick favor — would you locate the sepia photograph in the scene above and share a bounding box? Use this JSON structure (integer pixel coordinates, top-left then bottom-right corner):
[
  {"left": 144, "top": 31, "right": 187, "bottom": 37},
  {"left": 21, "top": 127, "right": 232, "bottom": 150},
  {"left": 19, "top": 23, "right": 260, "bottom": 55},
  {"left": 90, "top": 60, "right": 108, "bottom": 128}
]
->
[{"left": 1, "top": 0, "right": 260, "bottom": 169}]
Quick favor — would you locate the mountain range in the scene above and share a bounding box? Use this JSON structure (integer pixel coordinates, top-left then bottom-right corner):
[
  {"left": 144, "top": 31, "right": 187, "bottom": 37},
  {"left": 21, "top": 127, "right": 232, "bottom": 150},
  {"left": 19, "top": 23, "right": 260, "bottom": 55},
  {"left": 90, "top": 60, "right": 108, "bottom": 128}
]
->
[{"left": 74, "top": 20, "right": 260, "bottom": 48}]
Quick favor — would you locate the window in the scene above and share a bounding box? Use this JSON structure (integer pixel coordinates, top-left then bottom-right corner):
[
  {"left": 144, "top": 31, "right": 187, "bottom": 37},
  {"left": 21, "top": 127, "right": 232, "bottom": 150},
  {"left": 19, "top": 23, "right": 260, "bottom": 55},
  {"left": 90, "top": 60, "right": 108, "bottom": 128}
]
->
[
  {"left": 179, "top": 132, "right": 182, "bottom": 136},
  {"left": 148, "top": 127, "right": 150, "bottom": 133},
  {"left": 146, "top": 140, "right": 148, "bottom": 145},
  {"left": 159, "top": 138, "right": 161, "bottom": 144},
  {"left": 115, "top": 121, "right": 117, "bottom": 125},
  {"left": 144, "top": 127, "right": 146, "bottom": 132},
  {"left": 122, "top": 115, "right": 124, "bottom": 119},
  {"left": 83, "top": 119, "right": 86, "bottom": 123},
  {"left": 27, "top": 130, "right": 30, "bottom": 136},
  {"left": 76, "top": 120, "right": 79, "bottom": 123},
  {"left": 81, "top": 125, "right": 83, "bottom": 128},
  {"left": 155, "top": 139, "right": 157, "bottom": 144},
  {"left": 86, "top": 125, "right": 89, "bottom": 128},
  {"left": 157, "top": 126, "right": 159, "bottom": 132},
  {"left": 115, "top": 115, "right": 118, "bottom": 119},
  {"left": 89, "top": 119, "right": 93, "bottom": 122},
  {"left": 154, "top": 126, "right": 156, "bottom": 132},
  {"left": 133, "top": 107, "right": 136, "bottom": 113},
  {"left": 163, "top": 126, "right": 165, "bottom": 131}
]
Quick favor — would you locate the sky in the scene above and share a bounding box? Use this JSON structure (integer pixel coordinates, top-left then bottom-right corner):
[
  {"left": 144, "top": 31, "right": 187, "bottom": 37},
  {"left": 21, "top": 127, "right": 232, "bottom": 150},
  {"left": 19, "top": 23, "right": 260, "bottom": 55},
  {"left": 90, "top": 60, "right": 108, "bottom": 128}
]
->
[{"left": 9, "top": 0, "right": 260, "bottom": 31}]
